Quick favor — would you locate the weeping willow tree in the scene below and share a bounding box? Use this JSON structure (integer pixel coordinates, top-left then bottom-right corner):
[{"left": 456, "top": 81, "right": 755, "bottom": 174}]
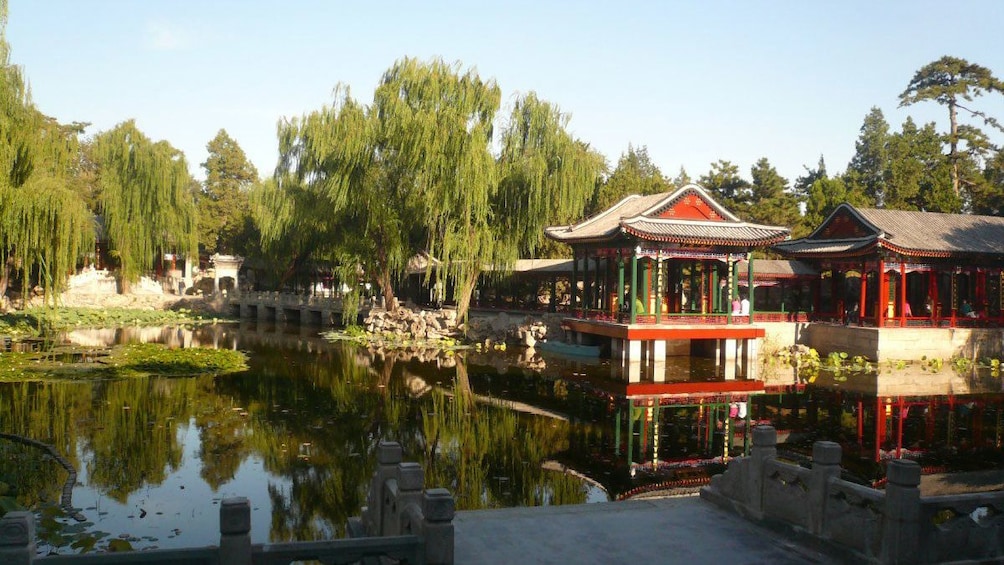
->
[
  {"left": 265, "top": 60, "right": 500, "bottom": 315},
  {"left": 92, "top": 121, "right": 197, "bottom": 292},
  {"left": 448, "top": 93, "right": 603, "bottom": 319},
  {"left": 261, "top": 89, "right": 394, "bottom": 319},
  {"left": 263, "top": 59, "right": 600, "bottom": 320},
  {"left": 0, "top": 0, "right": 94, "bottom": 302},
  {"left": 372, "top": 59, "right": 500, "bottom": 316}
]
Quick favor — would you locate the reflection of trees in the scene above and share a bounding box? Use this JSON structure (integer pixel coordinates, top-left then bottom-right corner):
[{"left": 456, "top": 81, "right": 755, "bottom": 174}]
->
[
  {"left": 420, "top": 354, "right": 588, "bottom": 510},
  {"left": 1, "top": 334, "right": 595, "bottom": 544},
  {"left": 83, "top": 378, "right": 194, "bottom": 502},
  {"left": 192, "top": 375, "right": 250, "bottom": 490},
  {"left": 0, "top": 382, "right": 90, "bottom": 509},
  {"left": 213, "top": 342, "right": 409, "bottom": 541}
]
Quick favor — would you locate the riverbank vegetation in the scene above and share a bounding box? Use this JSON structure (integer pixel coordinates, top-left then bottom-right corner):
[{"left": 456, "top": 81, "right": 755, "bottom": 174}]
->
[{"left": 0, "top": 307, "right": 216, "bottom": 340}]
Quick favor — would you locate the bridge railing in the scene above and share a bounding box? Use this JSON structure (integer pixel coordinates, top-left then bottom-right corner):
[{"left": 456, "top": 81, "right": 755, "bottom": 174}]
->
[
  {"left": 1, "top": 441, "right": 453, "bottom": 565},
  {"left": 701, "top": 425, "right": 1004, "bottom": 564}
]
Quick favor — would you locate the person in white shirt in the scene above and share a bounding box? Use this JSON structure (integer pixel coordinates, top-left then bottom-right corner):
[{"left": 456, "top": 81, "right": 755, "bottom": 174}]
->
[{"left": 740, "top": 295, "right": 750, "bottom": 315}]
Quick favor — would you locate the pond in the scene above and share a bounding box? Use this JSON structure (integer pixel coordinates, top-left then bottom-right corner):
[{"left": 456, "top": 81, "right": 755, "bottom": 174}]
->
[{"left": 2, "top": 321, "right": 1004, "bottom": 554}]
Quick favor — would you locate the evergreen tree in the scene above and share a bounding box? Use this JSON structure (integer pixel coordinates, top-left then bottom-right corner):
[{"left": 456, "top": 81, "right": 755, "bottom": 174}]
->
[
  {"left": 199, "top": 129, "right": 259, "bottom": 254},
  {"left": 900, "top": 56, "right": 1004, "bottom": 198},
  {"left": 794, "top": 155, "right": 827, "bottom": 200},
  {"left": 970, "top": 148, "right": 1004, "bottom": 215},
  {"left": 672, "top": 166, "right": 691, "bottom": 188},
  {"left": 803, "top": 177, "right": 870, "bottom": 231},
  {"left": 698, "top": 160, "right": 749, "bottom": 215},
  {"left": 885, "top": 118, "right": 957, "bottom": 212},
  {"left": 588, "top": 145, "right": 669, "bottom": 215},
  {"left": 845, "top": 107, "right": 888, "bottom": 205},
  {"left": 747, "top": 157, "right": 800, "bottom": 228}
]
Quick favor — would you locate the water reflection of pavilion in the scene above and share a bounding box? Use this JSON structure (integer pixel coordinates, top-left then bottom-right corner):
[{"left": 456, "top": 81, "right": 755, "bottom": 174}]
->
[{"left": 547, "top": 356, "right": 1004, "bottom": 496}]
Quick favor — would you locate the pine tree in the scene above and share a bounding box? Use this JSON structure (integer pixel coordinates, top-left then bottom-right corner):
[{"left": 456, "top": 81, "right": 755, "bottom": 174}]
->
[{"left": 900, "top": 56, "right": 1004, "bottom": 199}]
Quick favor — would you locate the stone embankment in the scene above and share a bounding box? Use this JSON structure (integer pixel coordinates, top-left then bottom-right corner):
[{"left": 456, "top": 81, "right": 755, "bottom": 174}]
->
[{"left": 363, "top": 307, "right": 565, "bottom": 346}]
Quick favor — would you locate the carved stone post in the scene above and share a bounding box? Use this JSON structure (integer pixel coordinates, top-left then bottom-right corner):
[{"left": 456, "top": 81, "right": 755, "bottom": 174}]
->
[
  {"left": 0, "top": 511, "right": 34, "bottom": 565},
  {"left": 365, "top": 441, "right": 403, "bottom": 536},
  {"left": 383, "top": 462, "right": 424, "bottom": 536},
  {"left": 219, "top": 497, "right": 252, "bottom": 565},
  {"left": 808, "top": 440, "right": 842, "bottom": 535},
  {"left": 747, "top": 425, "right": 777, "bottom": 516},
  {"left": 423, "top": 488, "right": 456, "bottom": 565},
  {"left": 881, "top": 459, "right": 921, "bottom": 564}
]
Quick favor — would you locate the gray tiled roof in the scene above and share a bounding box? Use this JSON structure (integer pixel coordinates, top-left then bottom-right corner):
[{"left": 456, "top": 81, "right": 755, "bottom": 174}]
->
[
  {"left": 773, "top": 238, "right": 874, "bottom": 255},
  {"left": 737, "top": 259, "right": 818, "bottom": 278},
  {"left": 545, "top": 192, "right": 670, "bottom": 241},
  {"left": 545, "top": 184, "right": 788, "bottom": 246},
  {"left": 855, "top": 208, "right": 1004, "bottom": 254},
  {"left": 776, "top": 204, "right": 1004, "bottom": 257},
  {"left": 622, "top": 218, "right": 789, "bottom": 245}
]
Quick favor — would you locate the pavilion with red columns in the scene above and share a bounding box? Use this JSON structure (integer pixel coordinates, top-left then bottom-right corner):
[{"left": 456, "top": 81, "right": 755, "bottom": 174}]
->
[
  {"left": 544, "top": 184, "right": 789, "bottom": 381},
  {"left": 774, "top": 203, "right": 1004, "bottom": 328}
]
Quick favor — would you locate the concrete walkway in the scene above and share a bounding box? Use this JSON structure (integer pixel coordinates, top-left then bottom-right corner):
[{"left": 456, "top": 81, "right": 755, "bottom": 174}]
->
[{"left": 454, "top": 496, "right": 848, "bottom": 564}]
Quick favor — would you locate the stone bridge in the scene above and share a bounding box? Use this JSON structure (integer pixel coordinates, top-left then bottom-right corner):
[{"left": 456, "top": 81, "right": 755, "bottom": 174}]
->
[{"left": 228, "top": 291, "right": 370, "bottom": 326}]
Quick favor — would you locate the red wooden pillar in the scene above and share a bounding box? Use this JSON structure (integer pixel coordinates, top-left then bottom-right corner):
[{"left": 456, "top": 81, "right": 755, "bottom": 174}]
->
[
  {"left": 977, "top": 270, "right": 987, "bottom": 315},
  {"left": 929, "top": 270, "right": 938, "bottom": 324},
  {"left": 877, "top": 259, "right": 886, "bottom": 327},
  {"left": 859, "top": 261, "right": 868, "bottom": 326},
  {"left": 950, "top": 272, "right": 957, "bottom": 328},
  {"left": 899, "top": 262, "right": 907, "bottom": 327}
]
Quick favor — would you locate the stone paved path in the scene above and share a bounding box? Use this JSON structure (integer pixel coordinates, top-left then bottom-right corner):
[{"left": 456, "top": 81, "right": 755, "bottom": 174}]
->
[{"left": 453, "top": 496, "right": 848, "bottom": 564}]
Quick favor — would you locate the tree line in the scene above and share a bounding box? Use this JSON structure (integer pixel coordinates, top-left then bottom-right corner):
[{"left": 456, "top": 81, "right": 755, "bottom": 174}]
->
[
  {"left": 2, "top": 0, "right": 1003, "bottom": 318},
  {"left": 595, "top": 57, "right": 1004, "bottom": 239}
]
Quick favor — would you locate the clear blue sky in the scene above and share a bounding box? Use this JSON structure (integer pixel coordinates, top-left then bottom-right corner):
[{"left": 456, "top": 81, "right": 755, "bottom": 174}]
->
[{"left": 7, "top": 1, "right": 1004, "bottom": 184}]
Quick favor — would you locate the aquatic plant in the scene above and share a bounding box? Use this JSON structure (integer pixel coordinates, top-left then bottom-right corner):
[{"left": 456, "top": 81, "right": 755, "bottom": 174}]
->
[{"left": 0, "top": 343, "right": 247, "bottom": 381}]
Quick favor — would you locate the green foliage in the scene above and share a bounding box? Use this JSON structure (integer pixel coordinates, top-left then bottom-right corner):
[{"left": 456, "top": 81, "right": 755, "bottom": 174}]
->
[
  {"left": 93, "top": 121, "right": 198, "bottom": 289},
  {"left": 106, "top": 343, "right": 248, "bottom": 376},
  {"left": 802, "top": 177, "right": 864, "bottom": 232},
  {"left": 699, "top": 160, "right": 749, "bottom": 214},
  {"left": 588, "top": 145, "right": 669, "bottom": 215},
  {"left": 846, "top": 107, "right": 889, "bottom": 204},
  {"left": 268, "top": 58, "right": 600, "bottom": 320},
  {"left": 0, "top": 307, "right": 211, "bottom": 339},
  {"left": 0, "top": 5, "right": 94, "bottom": 300},
  {"left": 746, "top": 157, "right": 801, "bottom": 227},
  {"left": 950, "top": 356, "right": 973, "bottom": 374},
  {"left": 899, "top": 56, "right": 1004, "bottom": 200},
  {"left": 198, "top": 129, "right": 259, "bottom": 254}
]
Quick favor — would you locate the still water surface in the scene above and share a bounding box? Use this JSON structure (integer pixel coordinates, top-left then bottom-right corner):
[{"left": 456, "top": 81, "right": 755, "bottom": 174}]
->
[{"left": 2, "top": 322, "right": 1004, "bottom": 553}]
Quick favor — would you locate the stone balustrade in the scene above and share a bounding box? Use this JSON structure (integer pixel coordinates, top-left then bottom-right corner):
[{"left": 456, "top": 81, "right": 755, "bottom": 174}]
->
[
  {"left": 701, "top": 425, "right": 1004, "bottom": 564},
  {"left": 0, "top": 441, "right": 454, "bottom": 565}
]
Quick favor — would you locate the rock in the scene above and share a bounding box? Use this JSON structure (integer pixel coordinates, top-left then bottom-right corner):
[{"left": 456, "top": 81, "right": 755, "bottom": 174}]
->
[{"left": 522, "top": 332, "right": 537, "bottom": 348}]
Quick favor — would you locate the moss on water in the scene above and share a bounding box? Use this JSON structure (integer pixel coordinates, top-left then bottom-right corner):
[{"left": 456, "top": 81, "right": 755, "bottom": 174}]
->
[{"left": 0, "top": 343, "right": 247, "bottom": 381}]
